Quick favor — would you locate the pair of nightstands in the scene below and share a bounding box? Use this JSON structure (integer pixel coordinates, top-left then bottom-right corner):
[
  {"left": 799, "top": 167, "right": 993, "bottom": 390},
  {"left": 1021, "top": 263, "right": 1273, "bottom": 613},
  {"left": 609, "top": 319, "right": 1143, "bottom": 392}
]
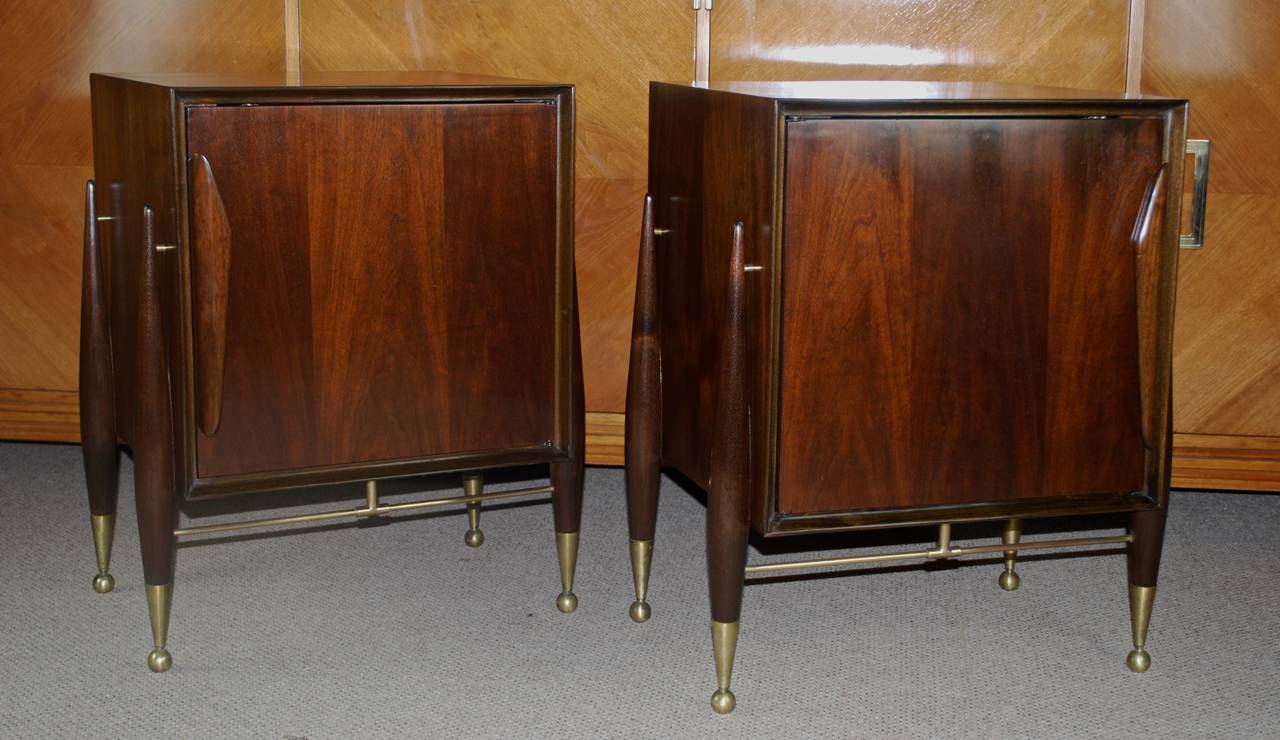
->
[{"left": 81, "top": 73, "right": 1188, "bottom": 716}]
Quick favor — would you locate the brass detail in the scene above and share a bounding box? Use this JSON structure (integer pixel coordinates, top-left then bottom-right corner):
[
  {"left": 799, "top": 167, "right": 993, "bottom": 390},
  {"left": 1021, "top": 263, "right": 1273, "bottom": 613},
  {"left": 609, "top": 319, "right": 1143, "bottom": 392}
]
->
[
  {"left": 463, "top": 473, "right": 484, "bottom": 547},
  {"left": 710, "top": 620, "right": 738, "bottom": 714},
  {"left": 1126, "top": 584, "right": 1156, "bottom": 673},
  {"left": 155, "top": 244, "right": 177, "bottom": 252},
  {"left": 1180, "top": 139, "right": 1211, "bottom": 249},
  {"left": 629, "top": 539, "right": 653, "bottom": 623},
  {"left": 91, "top": 514, "right": 115, "bottom": 593},
  {"left": 555, "top": 531, "right": 579, "bottom": 614},
  {"left": 146, "top": 583, "right": 173, "bottom": 673},
  {"left": 744, "top": 264, "right": 764, "bottom": 272},
  {"left": 999, "top": 518, "right": 1023, "bottom": 592},
  {"left": 744, "top": 533, "right": 1134, "bottom": 575},
  {"left": 173, "top": 484, "right": 554, "bottom": 537},
  {"left": 363, "top": 480, "right": 380, "bottom": 515},
  {"left": 653, "top": 228, "right": 672, "bottom": 236},
  {"left": 95, "top": 215, "right": 118, "bottom": 222}
]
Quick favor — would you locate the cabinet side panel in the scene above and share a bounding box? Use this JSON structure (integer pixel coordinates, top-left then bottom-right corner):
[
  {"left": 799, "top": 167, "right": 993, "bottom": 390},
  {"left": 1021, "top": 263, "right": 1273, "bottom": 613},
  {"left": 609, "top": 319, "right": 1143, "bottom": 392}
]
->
[
  {"left": 778, "top": 117, "right": 1157, "bottom": 514},
  {"left": 89, "top": 77, "right": 180, "bottom": 450},
  {"left": 652, "top": 86, "right": 777, "bottom": 494},
  {"left": 189, "top": 102, "right": 559, "bottom": 478}
]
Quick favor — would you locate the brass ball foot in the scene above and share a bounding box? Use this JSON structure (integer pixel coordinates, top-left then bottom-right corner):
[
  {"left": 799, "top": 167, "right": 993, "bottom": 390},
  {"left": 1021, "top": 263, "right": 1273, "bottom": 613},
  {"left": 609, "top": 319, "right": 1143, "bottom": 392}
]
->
[
  {"left": 93, "top": 573, "right": 115, "bottom": 594},
  {"left": 147, "top": 647, "right": 173, "bottom": 673},
  {"left": 1125, "top": 648, "right": 1151, "bottom": 673},
  {"left": 464, "top": 528, "right": 485, "bottom": 548},
  {"left": 556, "top": 591, "right": 578, "bottom": 614},
  {"left": 629, "top": 600, "right": 651, "bottom": 623},
  {"left": 998, "top": 570, "right": 1020, "bottom": 592},
  {"left": 711, "top": 689, "right": 736, "bottom": 714}
]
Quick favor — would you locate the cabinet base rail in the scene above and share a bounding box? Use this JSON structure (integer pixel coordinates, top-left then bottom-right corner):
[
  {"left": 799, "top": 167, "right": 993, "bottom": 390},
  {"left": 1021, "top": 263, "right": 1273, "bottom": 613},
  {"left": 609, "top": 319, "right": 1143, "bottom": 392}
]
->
[
  {"left": 173, "top": 481, "right": 554, "bottom": 538},
  {"left": 744, "top": 523, "right": 1133, "bottom": 576}
]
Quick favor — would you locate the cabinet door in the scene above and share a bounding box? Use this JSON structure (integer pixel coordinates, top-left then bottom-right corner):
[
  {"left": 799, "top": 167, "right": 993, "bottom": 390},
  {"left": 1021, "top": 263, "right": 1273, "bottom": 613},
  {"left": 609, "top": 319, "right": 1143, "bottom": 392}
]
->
[
  {"left": 186, "top": 102, "right": 560, "bottom": 478},
  {"left": 778, "top": 116, "right": 1163, "bottom": 515}
]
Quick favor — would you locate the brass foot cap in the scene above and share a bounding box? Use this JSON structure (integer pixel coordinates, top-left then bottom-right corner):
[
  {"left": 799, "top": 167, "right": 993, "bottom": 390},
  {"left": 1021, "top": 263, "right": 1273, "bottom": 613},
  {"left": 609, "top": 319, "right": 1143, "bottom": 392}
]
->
[
  {"left": 629, "top": 600, "right": 651, "bottom": 623},
  {"left": 1126, "top": 649, "right": 1151, "bottom": 673},
  {"left": 711, "top": 689, "right": 736, "bottom": 714},
  {"left": 147, "top": 648, "right": 172, "bottom": 673},
  {"left": 556, "top": 591, "right": 578, "bottom": 614},
  {"left": 998, "top": 571, "right": 1021, "bottom": 592},
  {"left": 465, "top": 529, "right": 485, "bottom": 548},
  {"left": 93, "top": 573, "right": 115, "bottom": 594}
]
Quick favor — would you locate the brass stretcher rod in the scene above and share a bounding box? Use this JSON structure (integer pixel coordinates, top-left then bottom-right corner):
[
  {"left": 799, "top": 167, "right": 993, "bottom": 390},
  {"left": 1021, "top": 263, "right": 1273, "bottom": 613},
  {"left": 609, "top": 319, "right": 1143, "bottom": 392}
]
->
[
  {"left": 744, "top": 527, "right": 1133, "bottom": 575},
  {"left": 173, "top": 484, "right": 554, "bottom": 538}
]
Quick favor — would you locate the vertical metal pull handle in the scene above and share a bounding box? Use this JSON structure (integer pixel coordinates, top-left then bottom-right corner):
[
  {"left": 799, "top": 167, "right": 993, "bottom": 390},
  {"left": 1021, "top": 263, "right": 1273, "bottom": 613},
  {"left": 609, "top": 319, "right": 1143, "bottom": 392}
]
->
[{"left": 1180, "top": 139, "right": 1211, "bottom": 249}]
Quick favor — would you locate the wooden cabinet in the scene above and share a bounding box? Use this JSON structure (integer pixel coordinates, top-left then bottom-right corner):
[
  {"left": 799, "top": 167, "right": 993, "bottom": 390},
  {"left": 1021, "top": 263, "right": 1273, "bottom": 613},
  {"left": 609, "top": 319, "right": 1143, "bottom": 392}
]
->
[
  {"left": 626, "top": 80, "right": 1187, "bottom": 712},
  {"left": 82, "top": 72, "right": 583, "bottom": 671}
]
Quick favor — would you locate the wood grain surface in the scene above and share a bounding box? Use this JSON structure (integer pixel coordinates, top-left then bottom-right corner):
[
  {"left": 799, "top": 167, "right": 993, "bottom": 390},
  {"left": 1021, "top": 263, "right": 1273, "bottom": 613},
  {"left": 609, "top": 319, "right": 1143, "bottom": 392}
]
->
[
  {"left": 778, "top": 116, "right": 1161, "bottom": 513},
  {"left": 710, "top": 0, "right": 1130, "bottom": 91},
  {"left": 186, "top": 102, "right": 560, "bottom": 477},
  {"left": 0, "top": 0, "right": 284, "bottom": 423},
  {"left": 297, "top": 0, "right": 694, "bottom": 415},
  {"left": 1143, "top": 0, "right": 1280, "bottom": 444}
]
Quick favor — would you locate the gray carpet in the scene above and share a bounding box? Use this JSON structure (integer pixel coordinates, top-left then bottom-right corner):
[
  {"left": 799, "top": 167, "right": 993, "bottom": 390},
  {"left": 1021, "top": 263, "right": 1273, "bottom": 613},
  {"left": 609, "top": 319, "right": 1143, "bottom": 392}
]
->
[{"left": 1, "top": 440, "right": 1278, "bottom": 739}]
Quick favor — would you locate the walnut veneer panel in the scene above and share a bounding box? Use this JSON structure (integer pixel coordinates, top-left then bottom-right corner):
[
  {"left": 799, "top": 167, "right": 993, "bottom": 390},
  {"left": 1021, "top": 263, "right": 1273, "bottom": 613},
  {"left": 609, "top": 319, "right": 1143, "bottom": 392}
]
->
[
  {"left": 187, "top": 103, "right": 559, "bottom": 477},
  {"left": 0, "top": 1, "right": 284, "bottom": 418},
  {"left": 779, "top": 117, "right": 1160, "bottom": 513},
  {"left": 1143, "top": 0, "right": 1280, "bottom": 440},
  {"left": 299, "top": 0, "right": 694, "bottom": 414},
  {"left": 710, "top": 0, "right": 1129, "bottom": 91}
]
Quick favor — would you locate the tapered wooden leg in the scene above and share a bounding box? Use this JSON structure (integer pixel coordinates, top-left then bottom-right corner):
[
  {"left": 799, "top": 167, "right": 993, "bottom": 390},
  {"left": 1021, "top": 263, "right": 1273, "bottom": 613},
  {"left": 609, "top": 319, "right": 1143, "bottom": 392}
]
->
[
  {"left": 999, "top": 518, "right": 1022, "bottom": 591},
  {"left": 550, "top": 274, "right": 584, "bottom": 615},
  {"left": 626, "top": 194, "right": 661, "bottom": 623},
  {"left": 463, "top": 473, "right": 484, "bottom": 547},
  {"left": 707, "top": 222, "right": 751, "bottom": 715},
  {"left": 136, "top": 206, "right": 178, "bottom": 671},
  {"left": 80, "top": 180, "right": 121, "bottom": 594},
  {"left": 1125, "top": 507, "right": 1167, "bottom": 672}
]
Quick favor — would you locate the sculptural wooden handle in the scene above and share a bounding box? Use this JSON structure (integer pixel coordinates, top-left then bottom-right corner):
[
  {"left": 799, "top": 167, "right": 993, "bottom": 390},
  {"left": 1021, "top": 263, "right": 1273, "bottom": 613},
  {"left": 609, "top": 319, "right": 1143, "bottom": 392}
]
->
[{"left": 189, "top": 153, "right": 230, "bottom": 437}]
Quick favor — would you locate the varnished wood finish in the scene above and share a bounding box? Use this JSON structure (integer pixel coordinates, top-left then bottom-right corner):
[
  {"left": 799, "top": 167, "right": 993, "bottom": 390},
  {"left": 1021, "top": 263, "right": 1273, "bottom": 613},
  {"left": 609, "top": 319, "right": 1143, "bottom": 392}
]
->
[
  {"left": 186, "top": 100, "right": 559, "bottom": 479},
  {"left": 625, "top": 195, "right": 661, "bottom": 542},
  {"left": 0, "top": 389, "right": 79, "bottom": 441},
  {"left": 1143, "top": 0, "right": 1280, "bottom": 489},
  {"left": 134, "top": 208, "right": 177, "bottom": 586},
  {"left": 707, "top": 223, "right": 751, "bottom": 624},
  {"left": 550, "top": 286, "right": 586, "bottom": 535},
  {"left": 89, "top": 74, "right": 184, "bottom": 461},
  {"left": 79, "top": 180, "right": 119, "bottom": 517},
  {"left": 88, "top": 72, "right": 578, "bottom": 498},
  {"left": 298, "top": 0, "right": 694, "bottom": 417},
  {"left": 779, "top": 117, "right": 1159, "bottom": 513},
  {"left": 711, "top": 0, "right": 1130, "bottom": 91},
  {"left": 187, "top": 154, "right": 229, "bottom": 438},
  {"left": 1172, "top": 434, "right": 1280, "bottom": 491},
  {"left": 642, "top": 81, "right": 1186, "bottom": 537},
  {"left": 0, "top": 0, "right": 284, "bottom": 438},
  {"left": 584, "top": 412, "right": 625, "bottom": 466}
]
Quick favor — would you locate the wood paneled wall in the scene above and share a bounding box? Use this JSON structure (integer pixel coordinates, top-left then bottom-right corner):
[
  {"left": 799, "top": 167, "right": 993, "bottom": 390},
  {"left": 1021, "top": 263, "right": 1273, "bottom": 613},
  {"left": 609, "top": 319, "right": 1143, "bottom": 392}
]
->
[
  {"left": 1141, "top": 0, "right": 1280, "bottom": 489},
  {"left": 6, "top": 0, "right": 1275, "bottom": 487},
  {"left": 0, "top": 1, "right": 285, "bottom": 440}
]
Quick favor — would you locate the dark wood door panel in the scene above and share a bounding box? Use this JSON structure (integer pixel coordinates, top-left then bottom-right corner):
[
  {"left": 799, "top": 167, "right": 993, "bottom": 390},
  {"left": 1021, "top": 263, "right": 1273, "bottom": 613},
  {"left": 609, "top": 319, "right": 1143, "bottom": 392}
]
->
[
  {"left": 778, "top": 116, "right": 1161, "bottom": 514},
  {"left": 186, "top": 102, "right": 558, "bottom": 477}
]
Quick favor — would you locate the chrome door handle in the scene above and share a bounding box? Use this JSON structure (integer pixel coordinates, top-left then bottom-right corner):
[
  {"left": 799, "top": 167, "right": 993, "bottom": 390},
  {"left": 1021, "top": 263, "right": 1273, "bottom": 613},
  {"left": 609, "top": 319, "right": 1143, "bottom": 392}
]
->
[{"left": 1180, "top": 139, "right": 1211, "bottom": 249}]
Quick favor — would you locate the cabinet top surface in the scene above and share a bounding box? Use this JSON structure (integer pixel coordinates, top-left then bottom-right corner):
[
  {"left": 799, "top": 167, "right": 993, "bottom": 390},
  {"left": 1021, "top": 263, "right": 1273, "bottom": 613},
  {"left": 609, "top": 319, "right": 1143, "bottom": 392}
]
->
[
  {"left": 662, "top": 80, "right": 1182, "bottom": 104},
  {"left": 91, "top": 71, "right": 568, "bottom": 91}
]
